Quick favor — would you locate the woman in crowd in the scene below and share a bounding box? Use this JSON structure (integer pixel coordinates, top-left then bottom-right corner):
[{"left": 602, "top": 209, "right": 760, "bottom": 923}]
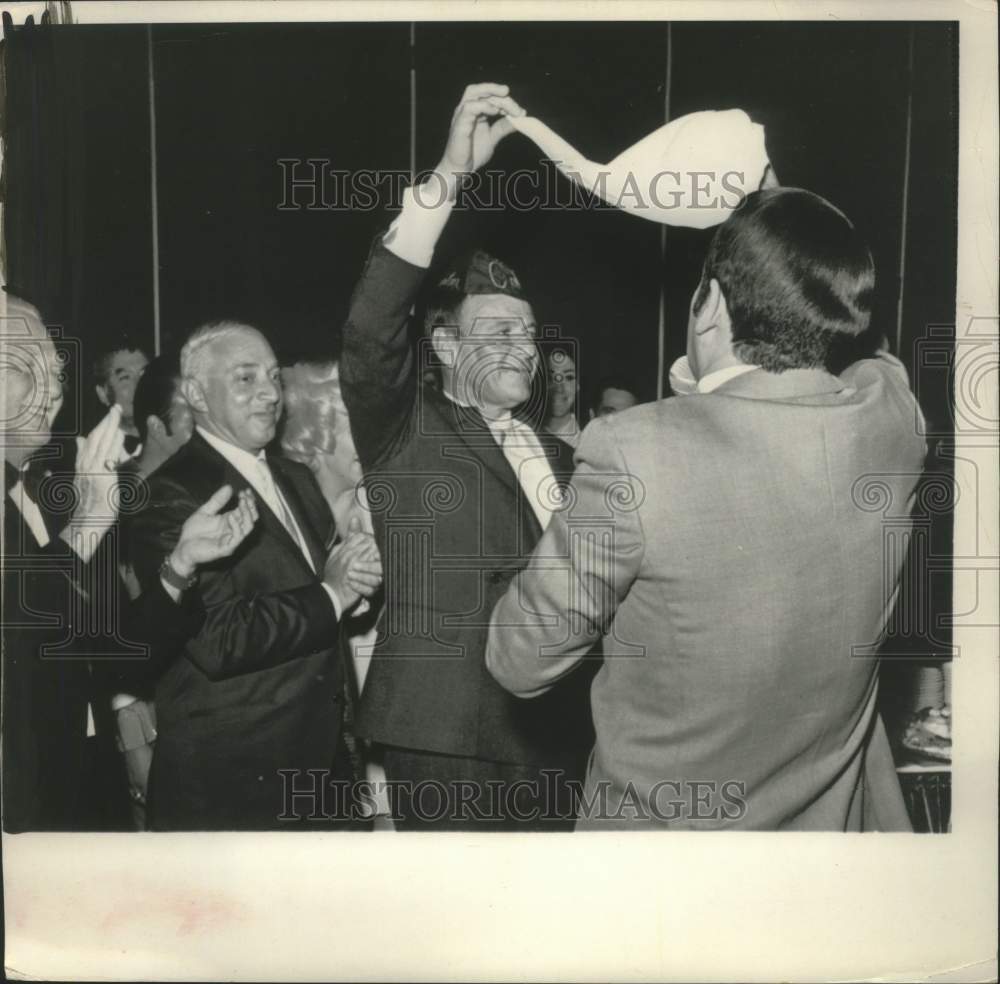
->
[
  {"left": 280, "top": 361, "right": 364, "bottom": 536},
  {"left": 280, "top": 360, "right": 390, "bottom": 824},
  {"left": 541, "top": 346, "right": 581, "bottom": 448}
]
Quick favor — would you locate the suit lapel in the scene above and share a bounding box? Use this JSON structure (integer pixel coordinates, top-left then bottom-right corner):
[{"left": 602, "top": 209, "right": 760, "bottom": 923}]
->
[
  {"left": 541, "top": 432, "right": 577, "bottom": 486},
  {"left": 269, "top": 456, "right": 331, "bottom": 573},
  {"left": 450, "top": 398, "right": 552, "bottom": 546},
  {"left": 186, "top": 434, "right": 316, "bottom": 577},
  {"left": 439, "top": 396, "right": 522, "bottom": 500}
]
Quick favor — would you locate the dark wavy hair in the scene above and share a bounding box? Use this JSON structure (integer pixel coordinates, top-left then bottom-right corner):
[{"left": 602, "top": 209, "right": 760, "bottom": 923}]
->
[
  {"left": 133, "top": 354, "right": 181, "bottom": 444},
  {"left": 693, "top": 187, "right": 876, "bottom": 372}
]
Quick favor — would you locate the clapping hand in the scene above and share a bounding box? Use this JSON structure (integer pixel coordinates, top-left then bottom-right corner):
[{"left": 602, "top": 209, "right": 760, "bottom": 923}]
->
[
  {"left": 73, "top": 404, "right": 127, "bottom": 525},
  {"left": 435, "top": 83, "right": 526, "bottom": 195},
  {"left": 169, "top": 485, "right": 259, "bottom": 579},
  {"left": 60, "top": 405, "right": 128, "bottom": 560},
  {"left": 323, "top": 517, "right": 383, "bottom": 613}
]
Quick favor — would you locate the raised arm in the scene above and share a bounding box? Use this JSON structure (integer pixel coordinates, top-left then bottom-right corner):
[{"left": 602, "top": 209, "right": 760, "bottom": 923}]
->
[
  {"left": 340, "top": 83, "right": 524, "bottom": 467},
  {"left": 486, "top": 417, "right": 645, "bottom": 697}
]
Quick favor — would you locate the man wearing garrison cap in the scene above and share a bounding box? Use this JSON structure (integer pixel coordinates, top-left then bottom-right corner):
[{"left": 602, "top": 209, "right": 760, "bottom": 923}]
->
[{"left": 340, "top": 84, "right": 594, "bottom": 829}]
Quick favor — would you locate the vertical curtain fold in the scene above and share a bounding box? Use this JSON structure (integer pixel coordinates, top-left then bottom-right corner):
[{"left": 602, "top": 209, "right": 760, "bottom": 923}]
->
[{"left": 2, "top": 19, "right": 87, "bottom": 335}]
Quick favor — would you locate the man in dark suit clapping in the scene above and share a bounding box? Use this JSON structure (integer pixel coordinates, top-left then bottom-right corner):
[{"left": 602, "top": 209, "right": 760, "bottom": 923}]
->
[
  {"left": 129, "top": 321, "right": 382, "bottom": 830},
  {"left": 2, "top": 295, "right": 257, "bottom": 832}
]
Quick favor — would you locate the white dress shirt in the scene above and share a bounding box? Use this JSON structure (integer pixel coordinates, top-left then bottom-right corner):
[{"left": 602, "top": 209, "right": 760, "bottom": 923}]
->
[
  {"left": 383, "top": 184, "right": 456, "bottom": 269},
  {"left": 668, "top": 355, "right": 760, "bottom": 396},
  {"left": 484, "top": 412, "right": 563, "bottom": 531},
  {"left": 196, "top": 427, "right": 343, "bottom": 618}
]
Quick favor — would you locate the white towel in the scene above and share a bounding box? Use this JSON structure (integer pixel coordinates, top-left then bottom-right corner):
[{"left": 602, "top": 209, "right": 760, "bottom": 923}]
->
[{"left": 510, "top": 108, "right": 771, "bottom": 229}]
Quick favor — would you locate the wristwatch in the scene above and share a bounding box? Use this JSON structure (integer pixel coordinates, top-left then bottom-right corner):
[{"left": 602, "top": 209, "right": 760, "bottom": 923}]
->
[{"left": 159, "top": 553, "right": 197, "bottom": 593}]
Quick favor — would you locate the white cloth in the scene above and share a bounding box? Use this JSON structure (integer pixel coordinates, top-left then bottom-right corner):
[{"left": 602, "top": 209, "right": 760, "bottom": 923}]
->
[
  {"left": 196, "top": 427, "right": 342, "bottom": 618},
  {"left": 668, "top": 355, "right": 759, "bottom": 396},
  {"left": 486, "top": 413, "right": 562, "bottom": 531},
  {"left": 383, "top": 184, "right": 455, "bottom": 268},
  {"left": 510, "top": 108, "right": 771, "bottom": 229}
]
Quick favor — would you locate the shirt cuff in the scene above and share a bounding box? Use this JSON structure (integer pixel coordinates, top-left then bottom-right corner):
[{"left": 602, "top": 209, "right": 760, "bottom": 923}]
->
[
  {"left": 161, "top": 575, "right": 183, "bottom": 604},
  {"left": 383, "top": 182, "right": 455, "bottom": 268},
  {"left": 321, "top": 582, "right": 344, "bottom": 621}
]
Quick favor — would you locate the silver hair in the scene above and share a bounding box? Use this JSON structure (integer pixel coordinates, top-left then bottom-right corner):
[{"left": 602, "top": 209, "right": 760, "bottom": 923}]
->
[
  {"left": 1, "top": 294, "right": 48, "bottom": 343},
  {"left": 0, "top": 294, "right": 55, "bottom": 375},
  {"left": 180, "top": 320, "right": 258, "bottom": 386}
]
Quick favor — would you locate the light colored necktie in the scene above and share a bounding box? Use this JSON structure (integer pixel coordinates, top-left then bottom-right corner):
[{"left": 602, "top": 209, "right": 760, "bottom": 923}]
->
[
  {"left": 493, "top": 420, "right": 562, "bottom": 531},
  {"left": 256, "top": 458, "right": 315, "bottom": 571}
]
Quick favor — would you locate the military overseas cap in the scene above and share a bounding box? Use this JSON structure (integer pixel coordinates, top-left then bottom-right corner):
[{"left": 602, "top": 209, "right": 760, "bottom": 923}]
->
[{"left": 438, "top": 249, "right": 527, "bottom": 300}]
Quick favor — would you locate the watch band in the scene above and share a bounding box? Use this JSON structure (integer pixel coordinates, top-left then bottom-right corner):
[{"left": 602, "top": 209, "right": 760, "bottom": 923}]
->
[{"left": 159, "top": 553, "right": 197, "bottom": 592}]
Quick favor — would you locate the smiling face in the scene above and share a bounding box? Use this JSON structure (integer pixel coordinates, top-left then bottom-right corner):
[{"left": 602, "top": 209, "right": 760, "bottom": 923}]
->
[
  {"left": 186, "top": 328, "right": 282, "bottom": 453},
  {"left": 97, "top": 348, "right": 148, "bottom": 426},
  {"left": 438, "top": 294, "right": 538, "bottom": 415}
]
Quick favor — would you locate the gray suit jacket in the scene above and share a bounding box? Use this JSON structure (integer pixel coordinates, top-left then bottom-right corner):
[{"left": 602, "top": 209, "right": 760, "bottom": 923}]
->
[{"left": 487, "top": 353, "right": 926, "bottom": 830}]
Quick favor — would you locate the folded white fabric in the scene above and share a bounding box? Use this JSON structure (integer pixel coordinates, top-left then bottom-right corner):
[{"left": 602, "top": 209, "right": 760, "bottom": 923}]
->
[
  {"left": 668, "top": 355, "right": 699, "bottom": 396},
  {"left": 510, "top": 109, "right": 770, "bottom": 229}
]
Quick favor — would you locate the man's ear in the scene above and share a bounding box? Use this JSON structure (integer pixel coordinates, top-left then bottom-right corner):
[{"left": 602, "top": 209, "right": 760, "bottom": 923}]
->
[
  {"left": 693, "top": 279, "right": 727, "bottom": 338},
  {"left": 588, "top": 408, "right": 596, "bottom": 421},
  {"left": 430, "top": 324, "right": 459, "bottom": 369},
  {"left": 146, "top": 415, "right": 166, "bottom": 441},
  {"left": 95, "top": 384, "right": 110, "bottom": 408},
  {"left": 181, "top": 377, "right": 208, "bottom": 414}
]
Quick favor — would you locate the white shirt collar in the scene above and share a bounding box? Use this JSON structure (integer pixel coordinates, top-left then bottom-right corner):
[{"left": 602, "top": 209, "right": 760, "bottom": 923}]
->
[
  {"left": 441, "top": 389, "right": 516, "bottom": 431},
  {"left": 197, "top": 425, "right": 267, "bottom": 480},
  {"left": 696, "top": 363, "right": 760, "bottom": 394}
]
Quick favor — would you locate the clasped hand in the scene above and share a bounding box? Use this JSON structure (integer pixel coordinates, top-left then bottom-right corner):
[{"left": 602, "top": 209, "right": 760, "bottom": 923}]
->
[
  {"left": 323, "top": 517, "right": 383, "bottom": 613},
  {"left": 434, "top": 83, "right": 526, "bottom": 196}
]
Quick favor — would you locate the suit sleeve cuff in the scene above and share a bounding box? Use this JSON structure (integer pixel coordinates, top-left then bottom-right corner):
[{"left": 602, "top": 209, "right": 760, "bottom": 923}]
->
[{"left": 382, "top": 183, "right": 455, "bottom": 268}]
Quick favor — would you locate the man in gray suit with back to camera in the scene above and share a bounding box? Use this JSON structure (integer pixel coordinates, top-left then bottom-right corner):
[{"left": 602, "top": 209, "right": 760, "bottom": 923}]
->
[{"left": 487, "top": 186, "right": 926, "bottom": 831}]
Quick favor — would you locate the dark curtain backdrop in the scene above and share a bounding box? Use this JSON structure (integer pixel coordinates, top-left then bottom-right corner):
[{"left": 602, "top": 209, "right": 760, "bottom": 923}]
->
[
  {"left": 3, "top": 20, "right": 957, "bottom": 408},
  {"left": 3, "top": 22, "right": 152, "bottom": 438},
  {"left": 152, "top": 23, "right": 411, "bottom": 360},
  {"left": 3, "top": 20, "right": 957, "bottom": 668}
]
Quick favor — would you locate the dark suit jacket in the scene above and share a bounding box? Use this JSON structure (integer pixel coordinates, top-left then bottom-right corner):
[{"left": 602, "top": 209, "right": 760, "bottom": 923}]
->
[
  {"left": 489, "top": 354, "right": 925, "bottom": 830},
  {"left": 2, "top": 461, "right": 194, "bottom": 832},
  {"left": 127, "top": 432, "right": 347, "bottom": 830},
  {"left": 340, "top": 243, "right": 595, "bottom": 769}
]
